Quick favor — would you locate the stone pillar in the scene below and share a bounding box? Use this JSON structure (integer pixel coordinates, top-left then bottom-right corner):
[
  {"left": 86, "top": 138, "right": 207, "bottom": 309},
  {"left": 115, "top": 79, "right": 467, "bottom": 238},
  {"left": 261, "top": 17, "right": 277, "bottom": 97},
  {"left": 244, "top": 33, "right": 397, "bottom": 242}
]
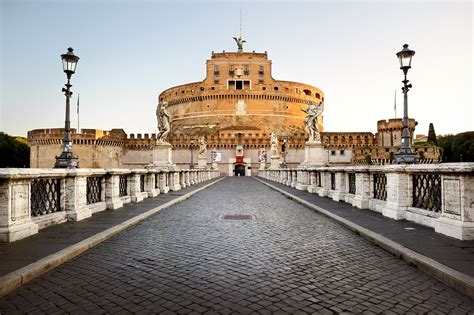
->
[
  {"left": 352, "top": 172, "right": 371, "bottom": 209},
  {"left": 179, "top": 171, "right": 186, "bottom": 188},
  {"left": 317, "top": 171, "right": 330, "bottom": 197},
  {"left": 332, "top": 171, "right": 346, "bottom": 202},
  {"left": 291, "top": 170, "right": 298, "bottom": 188},
  {"left": 130, "top": 171, "right": 148, "bottom": 202},
  {"left": 307, "top": 171, "right": 318, "bottom": 193},
  {"left": 198, "top": 156, "right": 207, "bottom": 169},
  {"left": 0, "top": 176, "right": 39, "bottom": 242},
  {"left": 185, "top": 171, "right": 191, "bottom": 186},
  {"left": 105, "top": 170, "right": 125, "bottom": 210},
  {"left": 66, "top": 170, "right": 94, "bottom": 221},
  {"left": 435, "top": 173, "right": 474, "bottom": 240},
  {"left": 169, "top": 171, "right": 182, "bottom": 191},
  {"left": 146, "top": 172, "right": 160, "bottom": 197},
  {"left": 296, "top": 170, "right": 308, "bottom": 190},
  {"left": 382, "top": 170, "right": 410, "bottom": 220},
  {"left": 259, "top": 161, "right": 266, "bottom": 170},
  {"left": 159, "top": 171, "right": 170, "bottom": 194}
]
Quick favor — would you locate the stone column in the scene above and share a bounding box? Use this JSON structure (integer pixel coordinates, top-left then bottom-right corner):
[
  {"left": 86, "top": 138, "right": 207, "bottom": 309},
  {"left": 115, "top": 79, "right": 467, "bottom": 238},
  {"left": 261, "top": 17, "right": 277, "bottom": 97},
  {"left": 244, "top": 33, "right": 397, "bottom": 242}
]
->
[
  {"left": 185, "top": 170, "right": 191, "bottom": 186},
  {"left": 296, "top": 170, "right": 308, "bottom": 190},
  {"left": 130, "top": 170, "right": 148, "bottom": 202},
  {"left": 0, "top": 174, "right": 39, "bottom": 242},
  {"left": 382, "top": 167, "right": 409, "bottom": 220},
  {"left": 332, "top": 171, "right": 346, "bottom": 202},
  {"left": 66, "top": 170, "right": 95, "bottom": 220},
  {"left": 435, "top": 172, "right": 474, "bottom": 240},
  {"left": 307, "top": 171, "right": 318, "bottom": 193},
  {"left": 291, "top": 170, "right": 298, "bottom": 188},
  {"left": 352, "top": 171, "right": 371, "bottom": 209},
  {"left": 317, "top": 171, "right": 330, "bottom": 197},
  {"left": 105, "top": 170, "right": 125, "bottom": 210},
  {"left": 146, "top": 171, "right": 160, "bottom": 197},
  {"left": 170, "top": 170, "right": 182, "bottom": 191},
  {"left": 159, "top": 171, "right": 170, "bottom": 194}
]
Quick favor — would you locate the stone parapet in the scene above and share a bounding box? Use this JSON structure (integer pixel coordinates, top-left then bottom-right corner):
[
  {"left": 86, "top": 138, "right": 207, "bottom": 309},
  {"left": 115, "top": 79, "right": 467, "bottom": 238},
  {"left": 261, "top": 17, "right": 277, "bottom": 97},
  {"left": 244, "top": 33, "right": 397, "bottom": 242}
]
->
[
  {"left": 0, "top": 168, "right": 215, "bottom": 242},
  {"left": 259, "top": 163, "right": 474, "bottom": 240}
]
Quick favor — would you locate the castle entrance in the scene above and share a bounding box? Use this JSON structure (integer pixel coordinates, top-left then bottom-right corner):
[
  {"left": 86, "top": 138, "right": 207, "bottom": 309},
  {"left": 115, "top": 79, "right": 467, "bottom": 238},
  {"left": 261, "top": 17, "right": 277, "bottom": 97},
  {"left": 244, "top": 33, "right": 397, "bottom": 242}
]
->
[{"left": 234, "top": 164, "right": 245, "bottom": 176}]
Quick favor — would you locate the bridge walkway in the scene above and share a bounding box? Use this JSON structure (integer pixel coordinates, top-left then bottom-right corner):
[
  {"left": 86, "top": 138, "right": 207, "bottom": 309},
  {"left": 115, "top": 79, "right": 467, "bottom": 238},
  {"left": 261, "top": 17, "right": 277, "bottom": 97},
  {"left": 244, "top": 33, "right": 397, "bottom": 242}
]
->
[{"left": 0, "top": 177, "right": 473, "bottom": 313}]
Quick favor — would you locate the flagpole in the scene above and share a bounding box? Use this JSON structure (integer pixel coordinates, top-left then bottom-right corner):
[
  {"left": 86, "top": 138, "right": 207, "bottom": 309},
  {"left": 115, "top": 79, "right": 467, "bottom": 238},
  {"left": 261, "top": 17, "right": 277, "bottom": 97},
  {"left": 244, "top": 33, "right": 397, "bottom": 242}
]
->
[{"left": 77, "top": 93, "right": 80, "bottom": 134}]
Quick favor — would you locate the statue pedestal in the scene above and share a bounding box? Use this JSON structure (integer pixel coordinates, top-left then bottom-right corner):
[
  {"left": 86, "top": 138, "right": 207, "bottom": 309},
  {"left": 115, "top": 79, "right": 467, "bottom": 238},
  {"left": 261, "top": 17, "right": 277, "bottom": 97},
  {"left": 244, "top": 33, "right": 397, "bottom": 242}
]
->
[
  {"left": 149, "top": 142, "right": 173, "bottom": 166},
  {"left": 259, "top": 162, "right": 266, "bottom": 170},
  {"left": 211, "top": 162, "right": 218, "bottom": 170},
  {"left": 147, "top": 142, "right": 177, "bottom": 173},
  {"left": 269, "top": 156, "right": 280, "bottom": 169},
  {"left": 197, "top": 156, "right": 207, "bottom": 169},
  {"left": 300, "top": 142, "right": 327, "bottom": 167}
]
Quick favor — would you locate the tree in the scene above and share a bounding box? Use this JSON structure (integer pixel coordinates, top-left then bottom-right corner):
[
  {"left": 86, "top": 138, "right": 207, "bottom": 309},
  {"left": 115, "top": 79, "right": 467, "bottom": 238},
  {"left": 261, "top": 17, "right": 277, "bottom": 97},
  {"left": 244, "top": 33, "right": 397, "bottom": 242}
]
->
[
  {"left": 427, "top": 123, "right": 438, "bottom": 145},
  {"left": 438, "top": 132, "right": 474, "bottom": 162},
  {"left": 0, "top": 132, "right": 30, "bottom": 167}
]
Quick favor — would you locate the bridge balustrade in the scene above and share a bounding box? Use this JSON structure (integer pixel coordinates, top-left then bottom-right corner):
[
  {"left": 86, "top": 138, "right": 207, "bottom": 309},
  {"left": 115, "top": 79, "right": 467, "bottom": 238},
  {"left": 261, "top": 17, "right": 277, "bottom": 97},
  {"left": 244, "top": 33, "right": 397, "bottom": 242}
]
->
[
  {"left": 0, "top": 168, "right": 219, "bottom": 242},
  {"left": 258, "top": 163, "right": 474, "bottom": 240}
]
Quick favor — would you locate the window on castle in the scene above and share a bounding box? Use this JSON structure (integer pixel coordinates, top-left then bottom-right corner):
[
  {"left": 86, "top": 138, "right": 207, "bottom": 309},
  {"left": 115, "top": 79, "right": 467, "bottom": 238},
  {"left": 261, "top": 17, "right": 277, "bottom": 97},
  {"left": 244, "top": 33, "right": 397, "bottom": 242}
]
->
[
  {"left": 259, "top": 66, "right": 264, "bottom": 74},
  {"left": 228, "top": 80, "right": 251, "bottom": 90},
  {"left": 259, "top": 75, "right": 264, "bottom": 83},
  {"left": 214, "top": 76, "right": 219, "bottom": 83},
  {"left": 229, "top": 65, "right": 234, "bottom": 75},
  {"left": 244, "top": 65, "right": 249, "bottom": 75},
  {"left": 316, "top": 93, "right": 321, "bottom": 99},
  {"left": 214, "top": 66, "right": 219, "bottom": 75}
]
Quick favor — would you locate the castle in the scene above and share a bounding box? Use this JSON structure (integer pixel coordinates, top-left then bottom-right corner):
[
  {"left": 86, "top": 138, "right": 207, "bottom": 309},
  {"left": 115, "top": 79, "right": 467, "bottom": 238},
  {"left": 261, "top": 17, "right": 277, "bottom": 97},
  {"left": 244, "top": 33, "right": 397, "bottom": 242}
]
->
[{"left": 28, "top": 44, "right": 440, "bottom": 174}]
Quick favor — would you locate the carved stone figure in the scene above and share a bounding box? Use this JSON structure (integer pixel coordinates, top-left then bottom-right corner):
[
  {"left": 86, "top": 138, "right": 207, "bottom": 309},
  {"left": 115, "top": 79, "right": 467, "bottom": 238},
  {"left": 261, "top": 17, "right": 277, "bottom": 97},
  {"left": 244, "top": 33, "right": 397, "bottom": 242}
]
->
[
  {"left": 233, "top": 36, "right": 246, "bottom": 52},
  {"left": 210, "top": 148, "right": 217, "bottom": 162},
  {"left": 258, "top": 147, "right": 267, "bottom": 163},
  {"left": 156, "top": 101, "right": 171, "bottom": 143},
  {"left": 198, "top": 136, "right": 207, "bottom": 157},
  {"left": 301, "top": 100, "right": 324, "bottom": 143},
  {"left": 270, "top": 132, "right": 278, "bottom": 157}
]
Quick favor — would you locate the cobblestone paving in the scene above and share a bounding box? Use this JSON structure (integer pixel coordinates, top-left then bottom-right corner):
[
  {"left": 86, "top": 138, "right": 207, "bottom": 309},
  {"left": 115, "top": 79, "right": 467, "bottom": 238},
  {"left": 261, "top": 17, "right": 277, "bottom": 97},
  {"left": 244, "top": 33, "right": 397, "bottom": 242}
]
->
[{"left": 1, "top": 177, "right": 474, "bottom": 314}]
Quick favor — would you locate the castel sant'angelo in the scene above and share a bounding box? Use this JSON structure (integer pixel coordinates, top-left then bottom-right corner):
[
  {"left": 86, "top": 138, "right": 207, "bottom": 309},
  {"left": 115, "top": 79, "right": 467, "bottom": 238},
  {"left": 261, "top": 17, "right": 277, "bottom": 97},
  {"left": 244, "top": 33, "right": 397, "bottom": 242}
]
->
[{"left": 28, "top": 38, "right": 439, "bottom": 175}]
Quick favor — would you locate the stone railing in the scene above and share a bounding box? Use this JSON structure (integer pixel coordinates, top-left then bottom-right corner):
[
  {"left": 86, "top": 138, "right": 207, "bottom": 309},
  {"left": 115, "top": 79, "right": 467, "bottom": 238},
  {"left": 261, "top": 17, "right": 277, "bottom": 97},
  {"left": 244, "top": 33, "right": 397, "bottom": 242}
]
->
[
  {"left": 0, "top": 168, "right": 220, "bottom": 242},
  {"left": 259, "top": 163, "right": 474, "bottom": 240}
]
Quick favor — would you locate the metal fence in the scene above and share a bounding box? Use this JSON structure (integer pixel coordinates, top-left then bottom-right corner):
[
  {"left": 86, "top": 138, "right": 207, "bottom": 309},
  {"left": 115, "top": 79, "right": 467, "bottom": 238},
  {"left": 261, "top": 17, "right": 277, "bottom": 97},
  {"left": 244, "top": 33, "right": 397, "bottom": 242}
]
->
[
  {"left": 87, "top": 177, "right": 102, "bottom": 204},
  {"left": 119, "top": 175, "right": 128, "bottom": 197},
  {"left": 330, "top": 173, "right": 335, "bottom": 190},
  {"left": 140, "top": 175, "right": 145, "bottom": 192},
  {"left": 31, "top": 178, "right": 61, "bottom": 216},
  {"left": 348, "top": 173, "right": 356, "bottom": 194},
  {"left": 413, "top": 173, "right": 441, "bottom": 212},
  {"left": 373, "top": 173, "right": 387, "bottom": 201}
]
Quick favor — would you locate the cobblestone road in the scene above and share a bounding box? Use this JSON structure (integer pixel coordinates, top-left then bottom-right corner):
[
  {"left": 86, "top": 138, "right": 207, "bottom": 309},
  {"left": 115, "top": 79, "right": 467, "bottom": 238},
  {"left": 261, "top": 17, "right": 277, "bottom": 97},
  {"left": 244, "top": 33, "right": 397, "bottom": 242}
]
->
[{"left": 1, "top": 177, "right": 473, "bottom": 314}]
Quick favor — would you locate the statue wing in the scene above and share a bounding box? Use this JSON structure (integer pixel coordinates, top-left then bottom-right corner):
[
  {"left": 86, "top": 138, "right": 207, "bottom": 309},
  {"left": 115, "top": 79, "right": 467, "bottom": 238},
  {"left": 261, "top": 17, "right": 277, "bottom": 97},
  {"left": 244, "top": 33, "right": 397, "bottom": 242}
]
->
[{"left": 233, "top": 37, "right": 238, "bottom": 43}]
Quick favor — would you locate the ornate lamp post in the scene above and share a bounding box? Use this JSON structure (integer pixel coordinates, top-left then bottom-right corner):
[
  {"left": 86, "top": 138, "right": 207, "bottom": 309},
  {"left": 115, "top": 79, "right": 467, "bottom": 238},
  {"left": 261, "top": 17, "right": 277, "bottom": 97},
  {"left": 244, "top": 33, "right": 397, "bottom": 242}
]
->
[
  {"left": 394, "top": 44, "right": 418, "bottom": 164},
  {"left": 190, "top": 136, "right": 195, "bottom": 169},
  {"left": 55, "top": 47, "right": 80, "bottom": 168}
]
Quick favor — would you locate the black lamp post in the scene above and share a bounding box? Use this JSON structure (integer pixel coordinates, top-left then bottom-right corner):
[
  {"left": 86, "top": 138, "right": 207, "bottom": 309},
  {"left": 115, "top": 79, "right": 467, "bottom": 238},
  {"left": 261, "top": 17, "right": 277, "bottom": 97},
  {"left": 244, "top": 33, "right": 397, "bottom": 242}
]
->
[
  {"left": 190, "top": 136, "right": 195, "bottom": 169},
  {"left": 55, "top": 47, "right": 80, "bottom": 168},
  {"left": 394, "top": 44, "right": 418, "bottom": 164}
]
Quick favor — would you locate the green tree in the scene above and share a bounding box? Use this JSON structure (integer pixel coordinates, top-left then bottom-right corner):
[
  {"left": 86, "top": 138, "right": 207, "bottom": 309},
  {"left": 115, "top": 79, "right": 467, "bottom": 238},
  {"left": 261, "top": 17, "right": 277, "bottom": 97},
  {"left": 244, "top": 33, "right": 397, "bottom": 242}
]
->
[
  {"left": 438, "top": 132, "right": 474, "bottom": 162},
  {"left": 427, "top": 123, "right": 438, "bottom": 145},
  {"left": 0, "top": 132, "right": 30, "bottom": 167}
]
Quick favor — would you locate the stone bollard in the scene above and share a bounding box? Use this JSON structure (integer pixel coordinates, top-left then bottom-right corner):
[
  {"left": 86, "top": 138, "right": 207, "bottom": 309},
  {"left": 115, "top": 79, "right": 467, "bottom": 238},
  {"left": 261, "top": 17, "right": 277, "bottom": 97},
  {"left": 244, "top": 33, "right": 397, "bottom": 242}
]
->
[
  {"left": 332, "top": 171, "right": 346, "bottom": 202},
  {"left": 105, "top": 169, "right": 126, "bottom": 209},
  {"left": 130, "top": 170, "right": 149, "bottom": 202}
]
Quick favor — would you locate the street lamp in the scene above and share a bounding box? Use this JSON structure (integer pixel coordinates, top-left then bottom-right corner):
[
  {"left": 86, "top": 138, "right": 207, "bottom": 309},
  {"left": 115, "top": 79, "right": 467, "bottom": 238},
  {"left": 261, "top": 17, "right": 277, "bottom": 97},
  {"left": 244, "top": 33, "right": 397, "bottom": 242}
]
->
[
  {"left": 394, "top": 44, "right": 418, "bottom": 164},
  {"left": 190, "top": 136, "right": 195, "bottom": 169},
  {"left": 55, "top": 47, "right": 80, "bottom": 168}
]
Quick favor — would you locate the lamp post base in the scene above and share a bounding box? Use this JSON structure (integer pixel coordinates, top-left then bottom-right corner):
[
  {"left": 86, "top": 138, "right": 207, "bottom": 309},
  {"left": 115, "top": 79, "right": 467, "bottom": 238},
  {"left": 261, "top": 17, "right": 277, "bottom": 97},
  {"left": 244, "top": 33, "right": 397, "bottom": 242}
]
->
[
  {"left": 54, "top": 152, "right": 79, "bottom": 168},
  {"left": 394, "top": 151, "right": 418, "bottom": 164}
]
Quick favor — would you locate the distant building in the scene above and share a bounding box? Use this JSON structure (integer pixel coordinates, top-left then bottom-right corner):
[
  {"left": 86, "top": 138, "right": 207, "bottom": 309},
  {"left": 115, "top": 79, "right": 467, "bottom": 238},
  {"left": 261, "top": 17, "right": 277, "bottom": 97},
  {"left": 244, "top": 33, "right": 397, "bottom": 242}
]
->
[{"left": 27, "top": 44, "right": 440, "bottom": 172}]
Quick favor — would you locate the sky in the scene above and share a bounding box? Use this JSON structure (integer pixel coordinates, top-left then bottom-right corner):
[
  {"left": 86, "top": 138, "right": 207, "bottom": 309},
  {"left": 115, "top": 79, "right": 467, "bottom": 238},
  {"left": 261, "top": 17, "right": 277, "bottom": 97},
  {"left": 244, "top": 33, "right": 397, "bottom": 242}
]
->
[{"left": 1, "top": 0, "right": 472, "bottom": 138}]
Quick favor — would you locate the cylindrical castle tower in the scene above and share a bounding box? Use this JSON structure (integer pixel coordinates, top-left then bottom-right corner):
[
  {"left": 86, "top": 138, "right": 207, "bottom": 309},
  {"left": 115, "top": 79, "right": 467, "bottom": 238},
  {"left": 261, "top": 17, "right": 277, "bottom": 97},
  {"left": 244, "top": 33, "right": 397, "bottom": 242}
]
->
[{"left": 159, "top": 50, "right": 324, "bottom": 140}]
